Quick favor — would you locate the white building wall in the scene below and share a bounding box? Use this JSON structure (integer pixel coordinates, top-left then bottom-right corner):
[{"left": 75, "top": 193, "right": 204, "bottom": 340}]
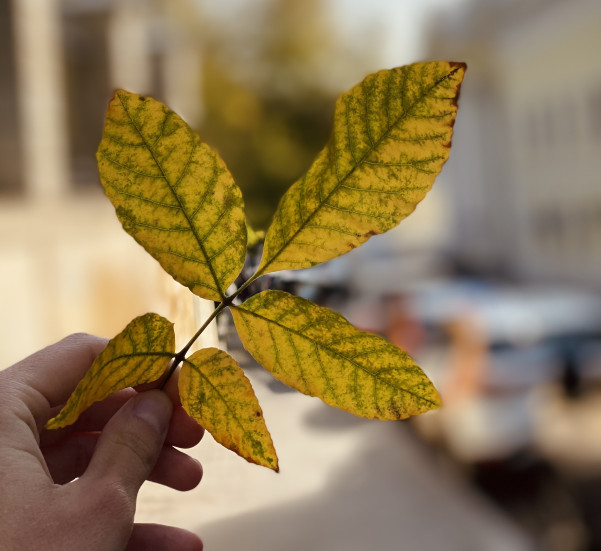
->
[{"left": 426, "top": 0, "right": 601, "bottom": 289}]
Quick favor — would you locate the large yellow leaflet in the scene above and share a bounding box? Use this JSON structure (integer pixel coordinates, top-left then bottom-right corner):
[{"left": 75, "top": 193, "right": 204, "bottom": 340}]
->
[
  {"left": 179, "top": 348, "right": 278, "bottom": 471},
  {"left": 231, "top": 291, "right": 441, "bottom": 420},
  {"left": 256, "top": 61, "right": 466, "bottom": 276},
  {"left": 97, "top": 91, "right": 247, "bottom": 301},
  {"left": 46, "top": 313, "right": 175, "bottom": 429}
]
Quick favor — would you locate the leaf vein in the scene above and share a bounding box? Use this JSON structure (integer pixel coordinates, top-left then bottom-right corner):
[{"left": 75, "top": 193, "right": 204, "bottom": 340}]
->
[
  {"left": 100, "top": 152, "right": 165, "bottom": 179},
  {"left": 104, "top": 178, "right": 180, "bottom": 209},
  {"left": 322, "top": 202, "right": 391, "bottom": 221}
]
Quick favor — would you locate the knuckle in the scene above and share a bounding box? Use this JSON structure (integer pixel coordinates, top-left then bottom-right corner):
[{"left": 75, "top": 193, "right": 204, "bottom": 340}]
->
[{"left": 61, "top": 332, "right": 107, "bottom": 360}]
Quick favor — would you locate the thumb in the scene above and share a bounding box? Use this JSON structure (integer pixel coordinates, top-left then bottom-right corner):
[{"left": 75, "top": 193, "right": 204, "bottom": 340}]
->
[{"left": 83, "top": 390, "right": 173, "bottom": 497}]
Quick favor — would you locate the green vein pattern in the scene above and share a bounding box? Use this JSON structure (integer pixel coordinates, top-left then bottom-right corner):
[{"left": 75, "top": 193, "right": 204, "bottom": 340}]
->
[
  {"left": 97, "top": 90, "right": 247, "bottom": 301},
  {"left": 180, "top": 348, "right": 278, "bottom": 471},
  {"left": 46, "top": 313, "right": 175, "bottom": 429},
  {"left": 232, "top": 291, "right": 441, "bottom": 420},
  {"left": 256, "top": 61, "right": 466, "bottom": 276}
]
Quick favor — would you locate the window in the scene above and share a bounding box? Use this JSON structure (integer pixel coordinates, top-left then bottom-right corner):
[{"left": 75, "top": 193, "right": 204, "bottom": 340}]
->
[
  {"left": 588, "top": 85, "right": 601, "bottom": 141},
  {"left": 0, "top": 1, "right": 23, "bottom": 195},
  {"left": 62, "top": 6, "right": 111, "bottom": 190}
]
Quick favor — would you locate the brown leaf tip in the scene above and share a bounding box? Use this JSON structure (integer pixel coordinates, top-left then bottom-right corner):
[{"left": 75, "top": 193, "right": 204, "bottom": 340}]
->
[
  {"left": 449, "top": 61, "right": 467, "bottom": 71},
  {"left": 447, "top": 62, "right": 467, "bottom": 109}
]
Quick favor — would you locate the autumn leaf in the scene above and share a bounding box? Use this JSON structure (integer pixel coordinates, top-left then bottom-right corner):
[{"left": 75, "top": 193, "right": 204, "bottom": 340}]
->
[
  {"left": 97, "top": 90, "right": 247, "bottom": 302},
  {"left": 231, "top": 291, "right": 441, "bottom": 420},
  {"left": 46, "top": 313, "right": 175, "bottom": 430},
  {"left": 179, "top": 347, "right": 278, "bottom": 471},
  {"left": 255, "top": 61, "right": 466, "bottom": 276}
]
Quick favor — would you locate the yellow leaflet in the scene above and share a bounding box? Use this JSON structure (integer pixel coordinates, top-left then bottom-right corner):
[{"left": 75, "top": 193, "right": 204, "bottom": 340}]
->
[
  {"left": 179, "top": 348, "right": 278, "bottom": 471},
  {"left": 246, "top": 223, "right": 265, "bottom": 250},
  {"left": 97, "top": 90, "right": 247, "bottom": 302},
  {"left": 232, "top": 291, "right": 441, "bottom": 420},
  {"left": 256, "top": 61, "right": 466, "bottom": 276},
  {"left": 46, "top": 313, "right": 175, "bottom": 429}
]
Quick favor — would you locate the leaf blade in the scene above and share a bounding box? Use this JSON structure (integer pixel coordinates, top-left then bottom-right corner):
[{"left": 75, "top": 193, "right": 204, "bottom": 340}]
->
[
  {"left": 46, "top": 313, "right": 175, "bottom": 429},
  {"left": 231, "top": 291, "right": 440, "bottom": 420},
  {"left": 97, "top": 90, "right": 247, "bottom": 301},
  {"left": 256, "top": 61, "right": 466, "bottom": 275},
  {"left": 179, "top": 347, "right": 278, "bottom": 471}
]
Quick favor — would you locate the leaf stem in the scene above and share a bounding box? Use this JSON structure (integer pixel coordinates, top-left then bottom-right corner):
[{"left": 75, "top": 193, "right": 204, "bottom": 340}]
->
[
  {"left": 233, "top": 272, "right": 262, "bottom": 297},
  {"left": 160, "top": 274, "right": 263, "bottom": 389}
]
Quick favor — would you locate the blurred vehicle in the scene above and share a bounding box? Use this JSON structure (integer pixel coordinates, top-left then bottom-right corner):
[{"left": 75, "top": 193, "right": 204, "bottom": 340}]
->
[
  {"left": 409, "top": 279, "right": 601, "bottom": 462},
  {"left": 405, "top": 279, "right": 601, "bottom": 550}
]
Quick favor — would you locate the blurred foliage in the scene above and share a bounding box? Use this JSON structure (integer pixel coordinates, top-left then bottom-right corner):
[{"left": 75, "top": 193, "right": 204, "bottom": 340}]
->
[{"left": 197, "top": 0, "right": 348, "bottom": 230}]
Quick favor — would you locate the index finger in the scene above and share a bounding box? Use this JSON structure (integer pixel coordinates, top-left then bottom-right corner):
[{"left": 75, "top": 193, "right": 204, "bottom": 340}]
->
[{"left": 5, "top": 333, "right": 107, "bottom": 415}]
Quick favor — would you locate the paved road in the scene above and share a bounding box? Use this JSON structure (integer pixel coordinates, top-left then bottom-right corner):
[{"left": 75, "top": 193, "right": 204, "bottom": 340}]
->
[{"left": 136, "top": 363, "right": 535, "bottom": 551}]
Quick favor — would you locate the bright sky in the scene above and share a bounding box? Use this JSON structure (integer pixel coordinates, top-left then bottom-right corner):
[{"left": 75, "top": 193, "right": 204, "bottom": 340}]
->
[
  {"left": 328, "top": 0, "right": 469, "bottom": 67},
  {"left": 196, "top": 0, "right": 470, "bottom": 95},
  {"left": 198, "top": 0, "right": 469, "bottom": 68}
]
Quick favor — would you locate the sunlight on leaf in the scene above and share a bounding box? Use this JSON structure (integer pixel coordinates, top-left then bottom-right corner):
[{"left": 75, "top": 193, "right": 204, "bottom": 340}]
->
[
  {"left": 179, "top": 347, "right": 279, "bottom": 471},
  {"left": 46, "top": 313, "right": 175, "bottom": 430},
  {"left": 255, "top": 61, "right": 466, "bottom": 276},
  {"left": 97, "top": 90, "right": 247, "bottom": 301},
  {"left": 232, "top": 291, "right": 441, "bottom": 420}
]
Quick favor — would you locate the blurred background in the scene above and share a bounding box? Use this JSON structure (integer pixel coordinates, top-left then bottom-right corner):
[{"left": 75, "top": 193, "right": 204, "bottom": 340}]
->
[{"left": 2, "top": 0, "right": 601, "bottom": 549}]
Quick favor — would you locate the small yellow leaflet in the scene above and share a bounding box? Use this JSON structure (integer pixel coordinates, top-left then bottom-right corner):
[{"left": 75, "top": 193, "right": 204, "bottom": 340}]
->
[
  {"left": 179, "top": 348, "right": 279, "bottom": 471},
  {"left": 46, "top": 313, "right": 175, "bottom": 429}
]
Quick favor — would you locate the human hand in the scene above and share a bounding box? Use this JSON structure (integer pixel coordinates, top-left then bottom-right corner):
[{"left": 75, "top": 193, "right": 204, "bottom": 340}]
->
[{"left": 0, "top": 333, "right": 204, "bottom": 550}]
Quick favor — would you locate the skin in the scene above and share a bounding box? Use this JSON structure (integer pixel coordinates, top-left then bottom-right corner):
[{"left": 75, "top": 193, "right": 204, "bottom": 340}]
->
[{"left": 0, "top": 333, "right": 205, "bottom": 550}]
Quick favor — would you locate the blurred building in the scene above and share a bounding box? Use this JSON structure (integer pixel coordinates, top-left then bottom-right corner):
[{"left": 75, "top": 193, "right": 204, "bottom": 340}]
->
[
  {"left": 426, "top": 0, "right": 601, "bottom": 289},
  {"left": 0, "top": 0, "right": 214, "bottom": 365}
]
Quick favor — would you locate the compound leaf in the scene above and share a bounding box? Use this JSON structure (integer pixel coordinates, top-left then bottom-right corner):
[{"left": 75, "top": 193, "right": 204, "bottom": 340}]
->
[
  {"left": 97, "top": 90, "right": 247, "bottom": 301},
  {"left": 46, "top": 313, "right": 175, "bottom": 429},
  {"left": 179, "top": 347, "right": 278, "bottom": 471},
  {"left": 231, "top": 291, "right": 440, "bottom": 420},
  {"left": 256, "top": 61, "right": 466, "bottom": 276}
]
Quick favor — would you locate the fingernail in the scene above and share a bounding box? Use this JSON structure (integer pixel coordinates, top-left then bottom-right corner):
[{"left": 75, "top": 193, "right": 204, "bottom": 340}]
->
[{"left": 132, "top": 391, "right": 172, "bottom": 434}]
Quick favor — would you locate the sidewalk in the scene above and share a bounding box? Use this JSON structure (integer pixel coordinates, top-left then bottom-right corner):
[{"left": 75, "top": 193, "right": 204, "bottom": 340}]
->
[{"left": 136, "top": 362, "right": 535, "bottom": 551}]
